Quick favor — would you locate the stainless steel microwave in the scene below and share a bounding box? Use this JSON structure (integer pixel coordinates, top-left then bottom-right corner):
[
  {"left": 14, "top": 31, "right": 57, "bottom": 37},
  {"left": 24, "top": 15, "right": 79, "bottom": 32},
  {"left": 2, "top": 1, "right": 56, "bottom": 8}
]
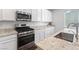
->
[{"left": 16, "top": 11, "right": 31, "bottom": 21}]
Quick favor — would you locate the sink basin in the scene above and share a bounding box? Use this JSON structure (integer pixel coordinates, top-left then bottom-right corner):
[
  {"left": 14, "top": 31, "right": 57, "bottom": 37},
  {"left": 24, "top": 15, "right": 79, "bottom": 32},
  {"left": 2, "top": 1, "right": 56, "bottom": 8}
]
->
[{"left": 55, "top": 32, "right": 74, "bottom": 42}]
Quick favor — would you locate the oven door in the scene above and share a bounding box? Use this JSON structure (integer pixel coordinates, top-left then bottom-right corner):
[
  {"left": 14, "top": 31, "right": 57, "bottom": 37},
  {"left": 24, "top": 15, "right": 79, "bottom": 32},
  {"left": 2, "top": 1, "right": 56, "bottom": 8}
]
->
[{"left": 18, "top": 34, "right": 34, "bottom": 48}]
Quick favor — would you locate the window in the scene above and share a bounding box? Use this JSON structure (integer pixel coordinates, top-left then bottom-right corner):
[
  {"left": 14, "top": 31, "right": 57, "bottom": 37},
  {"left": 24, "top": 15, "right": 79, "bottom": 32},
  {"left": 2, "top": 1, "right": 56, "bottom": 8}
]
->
[{"left": 64, "top": 10, "right": 79, "bottom": 27}]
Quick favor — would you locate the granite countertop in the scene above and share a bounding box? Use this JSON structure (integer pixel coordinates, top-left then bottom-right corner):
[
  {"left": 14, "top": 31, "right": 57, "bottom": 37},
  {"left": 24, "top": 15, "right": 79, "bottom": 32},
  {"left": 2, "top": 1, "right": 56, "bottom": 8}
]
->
[
  {"left": 30, "top": 25, "right": 55, "bottom": 30},
  {"left": 0, "top": 29, "right": 17, "bottom": 37},
  {"left": 36, "top": 29, "right": 79, "bottom": 50}
]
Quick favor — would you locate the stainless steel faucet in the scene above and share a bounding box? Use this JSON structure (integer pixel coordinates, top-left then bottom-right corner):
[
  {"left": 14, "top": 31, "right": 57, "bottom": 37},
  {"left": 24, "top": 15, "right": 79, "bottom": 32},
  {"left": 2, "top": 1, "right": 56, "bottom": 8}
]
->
[
  {"left": 67, "top": 23, "right": 79, "bottom": 42},
  {"left": 67, "top": 23, "right": 75, "bottom": 28}
]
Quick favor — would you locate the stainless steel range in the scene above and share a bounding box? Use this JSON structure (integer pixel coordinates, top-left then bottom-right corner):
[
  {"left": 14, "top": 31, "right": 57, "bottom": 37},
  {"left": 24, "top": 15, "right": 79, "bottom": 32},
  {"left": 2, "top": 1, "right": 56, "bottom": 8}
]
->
[{"left": 15, "top": 24, "right": 36, "bottom": 50}]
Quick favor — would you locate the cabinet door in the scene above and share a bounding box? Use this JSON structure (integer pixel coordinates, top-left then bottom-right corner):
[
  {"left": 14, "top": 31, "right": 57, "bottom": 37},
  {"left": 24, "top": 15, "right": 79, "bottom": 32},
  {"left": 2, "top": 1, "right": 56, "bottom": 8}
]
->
[
  {"left": 2, "top": 9, "right": 16, "bottom": 21},
  {"left": 35, "top": 29, "right": 45, "bottom": 43},
  {"left": 47, "top": 11, "right": 52, "bottom": 21},
  {"left": 37, "top": 9, "right": 42, "bottom": 21},
  {"left": 0, "top": 37, "right": 17, "bottom": 50},
  {"left": 0, "top": 9, "right": 2, "bottom": 21},
  {"left": 42, "top": 9, "right": 48, "bottom": 21},
  {"left": 0, "top": 43, "right": 5, "bottom": 50},
  {"left": 45, "top": 27, "right": 54, "bottom": 38},
  {"left": 32, "top": 9, "right": 37, "bottom": 21},
  {"left": 17, "top": 9, "right": 32, "bottom": 13},
  {"left": 50, "top": 27, "right": 54, "bottom": 35},
  {"left": 23, "top": 9, "right": 32, "bottom": 13},
  {"left": 39, "top": 30, "right": 45, "bottom": 41},
  {"left": 4, "top": 38, "right": 17, "bottom": 50},
  {"left": 45, "top": 28, "right": 50, "bottom": 38},
  {"left": 32, "top": 9, "right": 42, "bottom": 21},
  {"left": 42, "top": 9, "right": 52, "bottom": 22},
  {"left": 45, "top": 28, "right": 48, "bottom": 38},
  {"left": 0, "top": 34, "right": 17, "bottom": 50},
  {"left": 35, "top": 30, "right": 40, "bottom": 43}
]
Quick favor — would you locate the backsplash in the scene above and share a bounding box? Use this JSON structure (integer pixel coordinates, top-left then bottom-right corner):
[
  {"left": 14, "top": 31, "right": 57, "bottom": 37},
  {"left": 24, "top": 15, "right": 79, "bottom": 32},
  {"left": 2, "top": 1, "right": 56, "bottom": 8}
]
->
[
  {"left": 0, "top": 21, "right": 49, "bottom": 29},
  {"left": 0, "top": 21, "right": 15, "bottom": 29},
  {"left": 17, "top": 22, "right": 49, "bottom": 26}
]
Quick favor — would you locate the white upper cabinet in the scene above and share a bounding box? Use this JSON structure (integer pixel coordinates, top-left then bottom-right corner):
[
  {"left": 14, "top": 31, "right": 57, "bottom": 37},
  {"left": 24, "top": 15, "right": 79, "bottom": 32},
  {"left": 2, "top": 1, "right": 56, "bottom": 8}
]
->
[
  {"left": 0, "top": 9, "right": 2, "bottom": 20},
  {"left": 0, "top": 9, "right": 32, "bottom": 21},
  {"left": 32, "top": 9, "right": 52, "bottom": 22},
  {"left": 2, "top": 9, "right": 16, "bottom": 21},
  {"left": 42, "top": 9, "right": 52, "bottom": 22},
  {"left": 32, "top": 9, "right": 42, "bottom": 21},
  {"left": 23, "top": 9, "right": 32, "bottom": 13},
  {"left": 0, "top": 9, "right": 52, "bottom": 21},
  {"left": 17, "top": 9, "right": 32, "bottom": 13}
]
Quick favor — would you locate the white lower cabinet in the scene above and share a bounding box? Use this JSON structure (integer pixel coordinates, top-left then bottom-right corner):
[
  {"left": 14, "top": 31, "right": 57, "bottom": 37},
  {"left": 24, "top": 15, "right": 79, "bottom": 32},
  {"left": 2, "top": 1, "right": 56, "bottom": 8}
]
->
[
  {"left": 35, "top": 27, "right": 54, "bottom": 43},
  {"left": 35, "top": 30, "right": 45, "bottom": 43},
  {"left": 35, "top": 30, "right": 40, "bottom": 43},
  {"left": 0, "top": 34, "right": 17, "bottom": 50},
  {"left": 45, "top": 28, "right": 50, "bottom": 38},
  {"left": 45, "top": 27, "right": 54, "bottom": 38},
  {"left": 39, "top": 30, "right": 45, "bottom": 41}
]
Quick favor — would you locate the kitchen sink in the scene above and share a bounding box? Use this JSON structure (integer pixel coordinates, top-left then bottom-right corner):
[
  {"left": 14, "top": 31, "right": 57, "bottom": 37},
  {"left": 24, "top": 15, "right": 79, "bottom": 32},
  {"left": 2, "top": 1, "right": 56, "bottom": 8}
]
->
[{"left": 54, "top": 32, "right": 74, "bottom": 42}]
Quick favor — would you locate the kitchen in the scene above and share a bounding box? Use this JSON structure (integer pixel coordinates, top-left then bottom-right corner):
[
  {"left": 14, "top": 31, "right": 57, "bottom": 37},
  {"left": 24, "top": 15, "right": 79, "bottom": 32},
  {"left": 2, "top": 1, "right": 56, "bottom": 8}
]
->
[{"left": 0, "top": 9, "right": 79, "bottom": 50}]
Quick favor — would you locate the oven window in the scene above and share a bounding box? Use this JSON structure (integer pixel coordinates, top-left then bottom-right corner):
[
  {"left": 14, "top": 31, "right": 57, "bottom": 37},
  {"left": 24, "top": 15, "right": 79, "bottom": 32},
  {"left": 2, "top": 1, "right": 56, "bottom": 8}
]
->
[
  {"left": 16, "top": 13, "right": 31, "bottom": 19},
  {"left": 18, "top": 34, "right": 34, "bottom": 47}
]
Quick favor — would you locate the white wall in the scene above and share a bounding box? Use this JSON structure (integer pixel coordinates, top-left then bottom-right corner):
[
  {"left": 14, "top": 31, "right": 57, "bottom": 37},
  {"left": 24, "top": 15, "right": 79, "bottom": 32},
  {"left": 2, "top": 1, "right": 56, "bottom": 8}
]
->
[{"left": 52, "top": 9, "right": 65, "bottom": 33}]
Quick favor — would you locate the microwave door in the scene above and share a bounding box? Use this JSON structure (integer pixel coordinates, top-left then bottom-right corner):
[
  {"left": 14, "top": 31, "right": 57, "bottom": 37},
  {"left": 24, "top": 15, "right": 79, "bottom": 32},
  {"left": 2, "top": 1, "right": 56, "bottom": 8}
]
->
[{"left": 16, "top": 12, "right": 31, "bottom": 21}]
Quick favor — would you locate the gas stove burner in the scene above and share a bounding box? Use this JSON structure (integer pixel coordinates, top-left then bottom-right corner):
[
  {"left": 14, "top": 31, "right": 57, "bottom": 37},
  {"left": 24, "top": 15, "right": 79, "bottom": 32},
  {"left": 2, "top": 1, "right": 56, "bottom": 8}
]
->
[{"left": 15, "top": 26, "right": 34, "bottom": 33}]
